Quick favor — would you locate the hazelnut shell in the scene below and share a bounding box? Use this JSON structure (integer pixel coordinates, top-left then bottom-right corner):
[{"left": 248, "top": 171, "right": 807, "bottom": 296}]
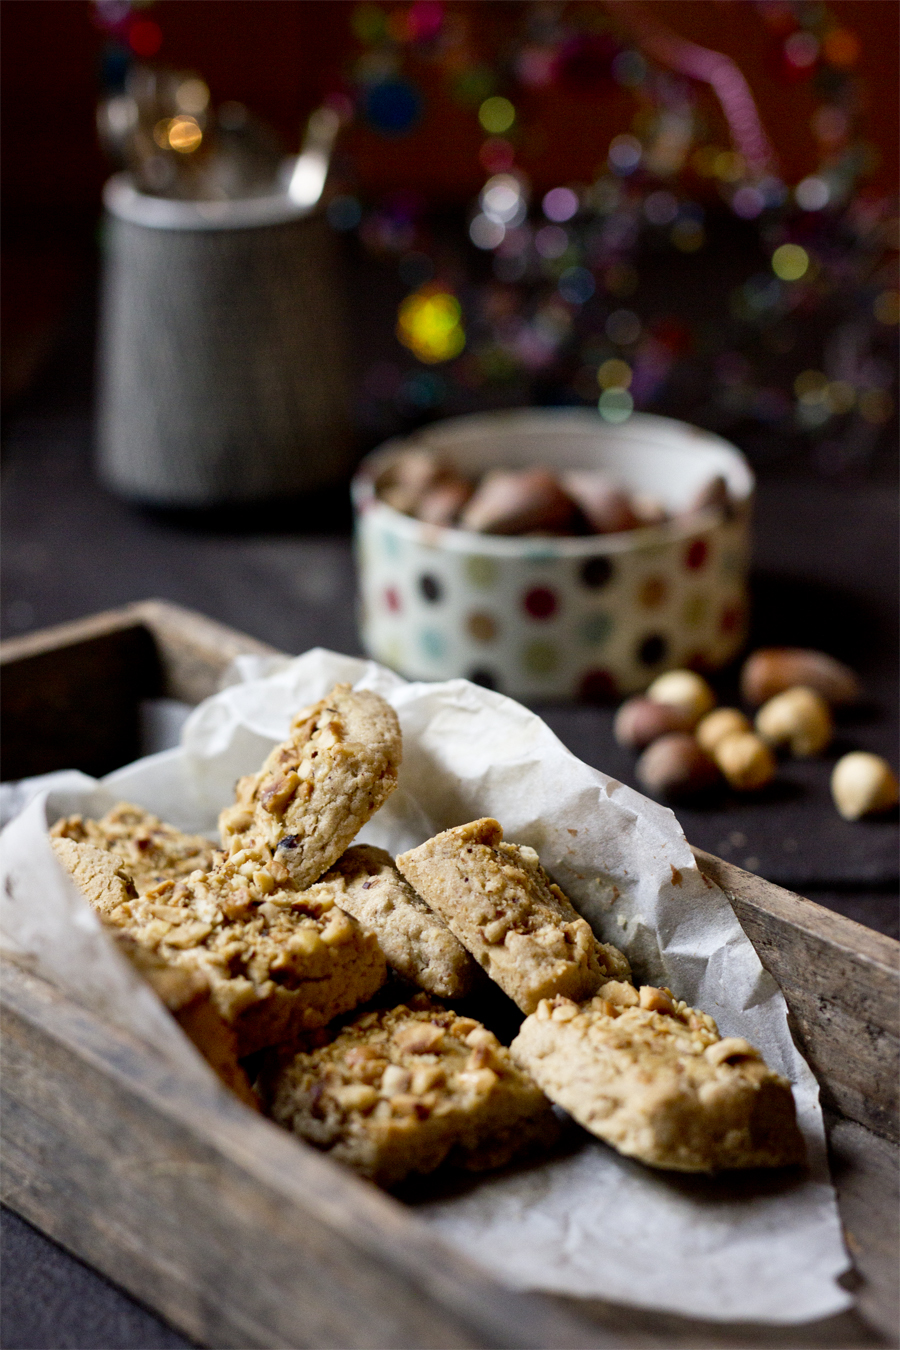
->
[
  {"left": 741, "top": 648, "right": 859, "bottom": 707},
  {"left": 614, "top": 697, "right": 695, "bottom": 750},
  {"left": 636, "top": 733, "right": 720, "bottom": 799},
  {"left": 831, "top": 753, "right": 899, "bottom": 821}
]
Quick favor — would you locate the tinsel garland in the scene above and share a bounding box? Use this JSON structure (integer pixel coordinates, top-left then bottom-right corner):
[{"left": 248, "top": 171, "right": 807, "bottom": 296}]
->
[
  {"left": 333, "top": 0, "right": 897, "bottom": 470},
  {"left": 91, "top": 0, "right": 898, "bottom": 471}
]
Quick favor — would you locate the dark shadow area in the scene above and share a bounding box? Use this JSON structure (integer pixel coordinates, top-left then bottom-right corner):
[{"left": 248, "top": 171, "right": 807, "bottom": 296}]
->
[
  {"left": 749, "top": 573, "right": 892, "bottom": 670},
  {"left": 394, "top": 1110, "right": 585, "bottom": 1207},
  {"left": 135, "top": 481, "right": 356, "bottom": 537},
  {"left": 0, "top": 1207, "right": 195, "bottom": 1350}
]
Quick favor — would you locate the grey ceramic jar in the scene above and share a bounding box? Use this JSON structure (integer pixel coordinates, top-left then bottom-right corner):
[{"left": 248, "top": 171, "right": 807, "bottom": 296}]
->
[{"left": 97, "top": 175, "right": 354, "bottom": 507}]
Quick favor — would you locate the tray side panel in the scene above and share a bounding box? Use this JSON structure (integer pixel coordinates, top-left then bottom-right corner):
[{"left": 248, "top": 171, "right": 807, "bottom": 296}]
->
[
  {"left": 3, "top": 608, "right": 897, "bottom": 1145},
  {"left": 3, "top": 961, "right": 895, "bottom": 1350},
  {"left": 0, "top": 600, "right": 278, "bottom": 783},
  {"left": 0, "top": 961, "right": 612, "bottom": 1350},
  {"left": 131, "top": 599, "right": 279, "bottom": 704},
  {"left": 694, "top": 851, "right": 899, "bottom": 1143},
  {"left": 825, "top": 1115, "right": 900, "bottom": 1342},
  {"left": 1, "top": 625, "right": 162, "bottom": 781}
]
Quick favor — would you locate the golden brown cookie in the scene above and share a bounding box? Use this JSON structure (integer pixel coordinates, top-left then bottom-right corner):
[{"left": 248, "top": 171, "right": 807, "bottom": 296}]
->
[
  {"left": 396, "top": 819, "right": 629, "bottom": 1013},
  {"left": 51, "top": 835, "right": 137, "bottom": 916},
  {"left": 265, "top": 994, "right": 558, "bottom": 1188},
  {"left": 219, "top": 683, "right": 402, "bottom": 890},
  {"left": 510, "top": 982, "right": 805, "bottom": 1172},
  {"left": 94, "top": 841, "right": 387, "bottom": 1056},
  {"left": 51, "top": 802, "right": 219, "bottom": 895},
  {"left": 306, "top": 845, "right": 478, "bottom": 999}
]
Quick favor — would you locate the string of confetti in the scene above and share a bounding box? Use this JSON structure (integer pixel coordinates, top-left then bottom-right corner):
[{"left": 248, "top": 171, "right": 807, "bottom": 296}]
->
[
  {"left": 611, "top": 0, "right": 777, "bottom": 178},
  {"left": 335, "top": 1, "right": 896, "bottom": 472}
]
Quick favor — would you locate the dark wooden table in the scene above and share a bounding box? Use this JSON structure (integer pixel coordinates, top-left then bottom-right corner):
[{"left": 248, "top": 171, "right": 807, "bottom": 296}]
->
[{"left": 1, "top": 270, "right": 897, "bottom": 1348}]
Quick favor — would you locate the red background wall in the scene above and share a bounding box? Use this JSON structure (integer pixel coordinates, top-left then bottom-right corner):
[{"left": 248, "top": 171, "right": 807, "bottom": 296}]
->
[{"left": 3, "top": 0, "right": 897, "bottom": 229}]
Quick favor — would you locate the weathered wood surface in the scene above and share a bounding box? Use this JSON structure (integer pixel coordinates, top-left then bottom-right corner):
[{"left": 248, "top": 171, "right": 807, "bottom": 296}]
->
[
  {"left": 130, "top": 599, "right": 279, "bottom": 704},
  {"left": 0, "top": 618, "right": 161, "bottom": 780},
  {"left": 2, "top": 600, "right": 898, "bottom": 1347},
  {"left": 3, "top": 958, "right": 896, "bottom": 1350},
  {"left": 825, "top": 1113, "right": 900, "bottom": 1343},
  {"left": 0, "top": 601, "right": 277, "bottom": 780},
  {"left": 693, "top": 850, "right": 900, "bottom": 1144},
  {"left": 0, "top": 958, "right": 612, "bottom": 1350}
]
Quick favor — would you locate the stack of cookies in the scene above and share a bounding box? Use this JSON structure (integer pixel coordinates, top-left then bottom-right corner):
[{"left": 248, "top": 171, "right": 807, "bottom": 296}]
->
[{"left": 51, "top": 681, "right": 805, "bottom": 1189}]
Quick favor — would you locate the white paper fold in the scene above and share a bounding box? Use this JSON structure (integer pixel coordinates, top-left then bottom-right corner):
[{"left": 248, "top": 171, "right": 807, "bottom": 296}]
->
[{"left": 0, "top": 647, "right": 851, "bottom": 1323}]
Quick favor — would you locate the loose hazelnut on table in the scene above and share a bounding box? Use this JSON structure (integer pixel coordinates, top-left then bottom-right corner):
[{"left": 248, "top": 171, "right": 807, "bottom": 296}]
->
[
  {"left": 831, "top": 753, "right": 900, "bottom": 821},
  {"left": 696, "top": 707, "right": 751, "bottom": 756},
  {"left": 713, "top": 731, "right": 776, "bottom": 791},
  {"left": 755, "top": 686, "right": 833, "bottom": 757},
  {"left": 740, "top": 647, "right": 860, "bottom": 708},
  {"left": 645, "top": 669, "right": 716, "bottom": 727},
  {"left": 614, "top": 696, "right": 695, "bottom": 750},
  {"left": 636, "top": 732, "right": 719, "bottom": 799}
]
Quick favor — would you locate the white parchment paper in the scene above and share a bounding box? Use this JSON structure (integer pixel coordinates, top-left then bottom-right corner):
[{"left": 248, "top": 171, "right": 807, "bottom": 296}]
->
[{"left": 0, "top": 648, "right": 851, "bottom": 1323}]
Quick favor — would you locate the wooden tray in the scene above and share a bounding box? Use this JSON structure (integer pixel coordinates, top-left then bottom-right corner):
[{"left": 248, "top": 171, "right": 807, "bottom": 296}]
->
[{"left": 2, "top": 600, "right": 897, "bottom": 1349}]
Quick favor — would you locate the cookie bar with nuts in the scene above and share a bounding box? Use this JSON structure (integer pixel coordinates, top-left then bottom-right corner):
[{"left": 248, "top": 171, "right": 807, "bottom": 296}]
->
[
  {"left": 96, "top": 842, "right": 387, "bottom": 1056},
  {"left": 219, "top": 684, "right": 403, "bottom": 891},
  {"left": 510, "top": 981, "right": 805, "bottom": 1172},
  {"left": 396, "top": 819, "right": 630, "bottom": 1014},
  {"left": 51, "top": 835, "right": 257, "bottom": 1105},
  {"left": 112, "top": 931, "right": 259, "bottom": 1109},
  {"left": 51, "top": 835, "right": 138, "bottom": 916},
  {"left": 264, "top": 994, "right": 559, "bottom": 1188},
  {"left": 51, "top": 801, "right": 220, "bottom": 895},
  {"left": 306, "top": 845, "right": 479, "bottom": 999}
]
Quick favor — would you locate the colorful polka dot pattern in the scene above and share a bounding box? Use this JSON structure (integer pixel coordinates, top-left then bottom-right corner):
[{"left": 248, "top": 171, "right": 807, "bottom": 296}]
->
[
  {"left": 419, "top": 627, "right": 446, "bottom": 660},
  {"left": 359, "top": 509, "right": 749, "bottom": 699},
  {"left": 637, "top": 576, "right": 667, "bottom": 609},
  {"left": 465, "top": 555, "right": 498, "bottom": 588},
  {"left": 579, "top": 612, "right": 613, "bottom": 646},
  {"left": 522, "top": 586, "right": 558, "bottom": 620},
  {"left": 522, "top": 639, "right": 558, "bottom": 674},
  {"left": 467, "top": 611, "right": 498, "bottom": 642}
]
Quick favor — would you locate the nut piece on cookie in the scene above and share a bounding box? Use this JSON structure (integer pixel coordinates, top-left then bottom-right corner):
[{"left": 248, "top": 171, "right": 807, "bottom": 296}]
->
[
  {"left": 264, "top": 994, "right": 559, "bottom": 1188},
  {"left": 306, "top": 845, "right": 479, "bottom": 999},
  {"left": 51, "top": 802, "right": 220, "bottom": 895},
  {"left": 510, "top": 985, "right": 806, "bottom": 1172},
  {"left": 396, "top": 819, "right": 629, "bottom": 1014},
  {"left": 92, "top": 842, "right": 387, "bottom": 1057},
  {"left": 219, "top": 684, "right": 403, "bottom": 891}
]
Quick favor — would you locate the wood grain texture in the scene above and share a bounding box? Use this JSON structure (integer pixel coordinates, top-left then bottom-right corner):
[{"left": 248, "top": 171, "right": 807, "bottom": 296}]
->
[
  {"left": 130, "top": 599, "right": 279, "bottom": 703},
  {"left": 2, "top": 958, "right": 895, "bottom": 1350},
  {"left": 693, "top": 849, "right": 900, "bottom": 1144},
  {"left": 825, "top": 1113, "right": 900, "bottom": 1343},
  {"left": 0, "top": 601, "right": 279, "bottom": 778},
  {"left": 0, "top": 958, "right": 611, "bottom": 1350},
  {"left": 0, "top": 619, "right": 161, "bottom": 780},
  {"left": 2, "top": 602, "right": 898, "bottom": 1348}
]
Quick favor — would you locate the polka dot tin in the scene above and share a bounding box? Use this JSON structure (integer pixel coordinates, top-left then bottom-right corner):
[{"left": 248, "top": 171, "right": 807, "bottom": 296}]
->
[{"left": 351, "top": 410, "right": 754, "bottom": 700}]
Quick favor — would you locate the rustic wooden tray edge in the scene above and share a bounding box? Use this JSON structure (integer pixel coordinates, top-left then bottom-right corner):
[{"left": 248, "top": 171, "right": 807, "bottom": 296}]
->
[
  {"left": 2, "top": 600, "right": 897, "bottom": 1348},
  {"left": 3, "top": 952, "right": 895, "bottom": 1350}
]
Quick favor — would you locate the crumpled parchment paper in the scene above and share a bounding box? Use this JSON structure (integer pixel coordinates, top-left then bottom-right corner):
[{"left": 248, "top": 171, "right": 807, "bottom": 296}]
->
[{"left": 0, "top": 648, "right": 851, "bottom": 1323}]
